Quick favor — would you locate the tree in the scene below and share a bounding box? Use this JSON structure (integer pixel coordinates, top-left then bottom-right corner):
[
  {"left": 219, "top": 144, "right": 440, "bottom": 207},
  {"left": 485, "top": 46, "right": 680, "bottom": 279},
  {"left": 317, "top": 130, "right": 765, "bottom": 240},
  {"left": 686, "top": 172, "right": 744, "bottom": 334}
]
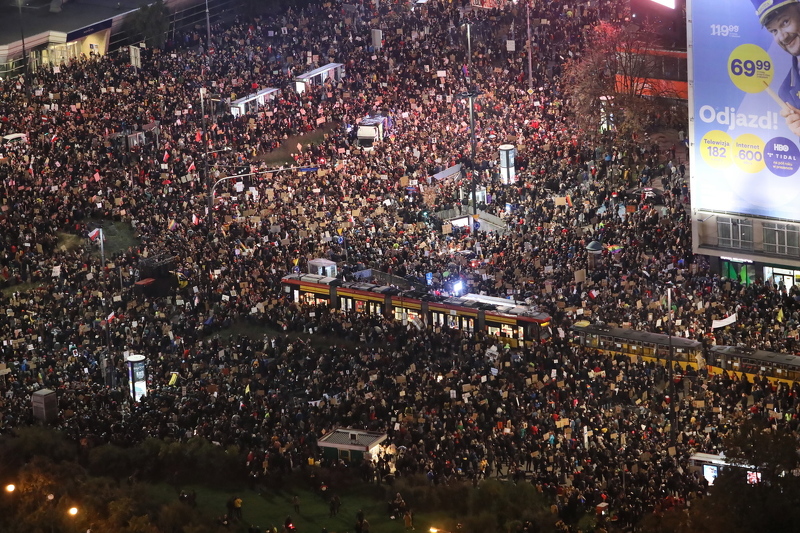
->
[
  {"left": 561, "top": 21, "right": 682, "bottom": 138},
  {"left": 125, "top": 0, "right": 170, "bottom": 49}
]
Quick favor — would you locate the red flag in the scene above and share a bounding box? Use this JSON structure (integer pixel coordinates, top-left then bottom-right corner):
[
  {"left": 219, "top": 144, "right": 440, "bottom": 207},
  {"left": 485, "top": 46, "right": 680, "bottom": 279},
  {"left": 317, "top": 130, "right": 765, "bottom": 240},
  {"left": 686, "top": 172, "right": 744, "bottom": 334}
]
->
[
  {"left": 163, "top": 150, "right": 170, "bottom": 163},
  {"left": 187, "top": 161, "right": 196, "bottom": 172}
]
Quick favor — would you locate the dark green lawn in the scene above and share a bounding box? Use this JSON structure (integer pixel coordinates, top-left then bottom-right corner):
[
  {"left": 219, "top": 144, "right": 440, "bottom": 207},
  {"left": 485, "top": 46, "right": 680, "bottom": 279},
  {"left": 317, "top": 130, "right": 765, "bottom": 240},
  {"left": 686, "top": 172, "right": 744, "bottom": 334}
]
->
[{"left": 149, "top": 480, "right": 467, "bottom": 533}]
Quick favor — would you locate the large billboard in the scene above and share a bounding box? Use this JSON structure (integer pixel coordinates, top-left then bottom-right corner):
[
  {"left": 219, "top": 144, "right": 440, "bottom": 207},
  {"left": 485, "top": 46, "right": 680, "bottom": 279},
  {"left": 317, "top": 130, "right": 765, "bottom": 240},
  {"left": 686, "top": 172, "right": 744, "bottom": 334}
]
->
[{"left": 689, "top": 0, "right": 800, "bottom": 220}]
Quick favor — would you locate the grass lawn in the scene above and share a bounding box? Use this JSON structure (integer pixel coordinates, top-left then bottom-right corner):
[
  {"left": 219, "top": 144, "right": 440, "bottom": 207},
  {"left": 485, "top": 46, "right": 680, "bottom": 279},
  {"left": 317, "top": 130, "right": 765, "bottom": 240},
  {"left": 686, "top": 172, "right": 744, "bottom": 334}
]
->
[
  {"left": 257, "top": 123, "right": 340, "bottom": 166},
  {"left": 149, "top": 480, "right": 461, "bottom": 533},
  {"left": 220, "top": 319, "right": 361, "bottom": 351}
]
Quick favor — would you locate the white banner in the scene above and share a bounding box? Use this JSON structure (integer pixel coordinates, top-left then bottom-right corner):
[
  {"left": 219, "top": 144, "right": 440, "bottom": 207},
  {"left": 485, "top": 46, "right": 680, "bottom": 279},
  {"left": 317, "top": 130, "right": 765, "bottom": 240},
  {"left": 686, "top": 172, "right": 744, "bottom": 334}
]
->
[{"left": 712, "top": 313, "right": 737, "bottom": 330}]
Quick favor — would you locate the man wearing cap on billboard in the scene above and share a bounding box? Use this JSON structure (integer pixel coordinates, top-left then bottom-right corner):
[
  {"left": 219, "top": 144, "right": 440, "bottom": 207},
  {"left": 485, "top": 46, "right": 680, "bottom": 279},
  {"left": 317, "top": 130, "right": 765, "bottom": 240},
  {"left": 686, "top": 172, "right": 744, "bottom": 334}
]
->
[{"left": 759, "top": 0, "right": 800, "bottom": 135}]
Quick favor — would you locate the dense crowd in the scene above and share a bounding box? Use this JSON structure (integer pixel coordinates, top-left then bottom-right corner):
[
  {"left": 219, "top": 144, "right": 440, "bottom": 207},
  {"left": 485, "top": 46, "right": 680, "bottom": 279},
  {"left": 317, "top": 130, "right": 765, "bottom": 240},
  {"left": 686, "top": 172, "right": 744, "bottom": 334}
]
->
[{"left": 0, "top": 0, "right": 799, "bottom": 529}]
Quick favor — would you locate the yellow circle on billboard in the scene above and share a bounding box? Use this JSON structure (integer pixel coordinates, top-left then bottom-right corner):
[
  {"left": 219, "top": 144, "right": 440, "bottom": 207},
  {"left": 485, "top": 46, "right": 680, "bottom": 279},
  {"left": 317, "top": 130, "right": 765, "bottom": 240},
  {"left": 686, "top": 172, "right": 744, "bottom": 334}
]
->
[
  {"left": 733, "top": 133, "right": 766, "bottom": 173},
  {"left": 728, "top": 44, "right": 774, "bottom": 93},
  {"left": 700, "top": 130, "right": 734, "bottom": 168}
]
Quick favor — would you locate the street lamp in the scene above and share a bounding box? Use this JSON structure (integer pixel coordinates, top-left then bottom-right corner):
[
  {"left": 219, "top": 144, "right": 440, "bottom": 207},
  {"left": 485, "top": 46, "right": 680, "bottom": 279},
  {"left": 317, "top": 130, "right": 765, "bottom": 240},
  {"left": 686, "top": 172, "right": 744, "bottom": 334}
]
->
[
  {"left": 458, "top": 22, "right": 480, "bottom": 218},
  {"left": 68, "top": 506, "right": 78, "bottom": 516},
  {"left": 4, "top": 484, "right": 14, "bottom": 493},
  {"left": 666, "top": 284, "right": 676, "bottom": 443},
  {"left": 17, "top": 0, "right": 28, "bottom": 77},
  {"left": 456, "top": 88, "right": 481, "bottom": 217},
  {"left": 526, "top": 0, "right": 534, "bottom": 95}
]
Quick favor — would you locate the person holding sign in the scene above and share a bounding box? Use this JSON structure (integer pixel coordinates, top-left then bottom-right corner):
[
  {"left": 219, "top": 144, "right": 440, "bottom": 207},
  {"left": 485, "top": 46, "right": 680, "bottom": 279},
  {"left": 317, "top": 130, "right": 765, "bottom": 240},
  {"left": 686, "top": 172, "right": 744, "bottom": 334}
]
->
[{"left": 759, "top": 0, "right": 800, "bottom": 135}]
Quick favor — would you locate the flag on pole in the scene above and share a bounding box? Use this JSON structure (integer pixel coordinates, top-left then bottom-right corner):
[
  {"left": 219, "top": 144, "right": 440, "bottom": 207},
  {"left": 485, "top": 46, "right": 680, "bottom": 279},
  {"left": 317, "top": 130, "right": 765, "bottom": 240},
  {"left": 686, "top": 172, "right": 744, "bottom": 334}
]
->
[
  {"left": 168, "top": 219, "right": 179, "bottom": 231},
  {"left": 88, "top": 228, "right": 101, "bottom": 241},
  {"left": 169, "top": 372, "right": 179, "bottom": 386},
  {"left": 107, "top": 311, "right": 116, "bottom": 322},
  {"left": 187, "top": 161, "right": 196, "bottom": 172},
  {"left": 565, "top": 195, "right": 573, "bottom": 208},
  {"left": 192, "top": 214, "right": 200, "bottom": 225},
  {"left": 163, "top": 150, "right": 170, "bottom": 162}
]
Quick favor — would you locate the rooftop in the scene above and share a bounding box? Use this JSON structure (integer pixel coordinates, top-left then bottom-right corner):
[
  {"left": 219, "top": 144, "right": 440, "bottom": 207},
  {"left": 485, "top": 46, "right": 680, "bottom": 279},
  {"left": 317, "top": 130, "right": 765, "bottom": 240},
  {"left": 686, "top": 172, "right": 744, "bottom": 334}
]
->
[
  {"left": 0, "top": 0, "right": 142, "bottom": 46},
  {"left": 318, "top": 428, "right": 387, "bottom": 449}
]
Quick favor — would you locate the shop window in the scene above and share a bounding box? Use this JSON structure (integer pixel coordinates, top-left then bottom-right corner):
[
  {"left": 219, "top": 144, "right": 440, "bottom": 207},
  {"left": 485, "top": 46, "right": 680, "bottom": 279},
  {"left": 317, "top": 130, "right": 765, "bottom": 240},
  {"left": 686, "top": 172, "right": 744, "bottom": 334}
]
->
[
  {"left": 717, "top": 217, "right": 752, "bottom": 250},
  {"left": 763, "top": 222, "right": 800, "bottom": 256},
  {"left": 724, "top": 261, "right": 755, "bottom": 285}
]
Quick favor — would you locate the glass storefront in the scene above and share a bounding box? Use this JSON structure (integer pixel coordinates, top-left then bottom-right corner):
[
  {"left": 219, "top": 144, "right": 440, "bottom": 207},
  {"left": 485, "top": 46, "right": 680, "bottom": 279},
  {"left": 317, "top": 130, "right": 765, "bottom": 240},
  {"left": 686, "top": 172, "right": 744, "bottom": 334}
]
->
[
  {"left": 721, "top": 259, "right": 755, "bottom": 285},
  {"left": 763, "top": 266, "right": 800, "bottom": 290},
  {"left": 29, "top": 42, "right": 82, "bottom": 72}
]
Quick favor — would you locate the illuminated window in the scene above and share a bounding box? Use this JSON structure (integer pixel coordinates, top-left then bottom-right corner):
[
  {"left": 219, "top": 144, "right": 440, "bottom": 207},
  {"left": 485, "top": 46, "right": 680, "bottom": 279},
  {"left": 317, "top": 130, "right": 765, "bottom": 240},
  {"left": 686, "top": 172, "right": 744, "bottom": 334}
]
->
[
  {"left": 717, "top": 217, "right": 752, "bottom": 250},
  {"left": 763, "top": 222, "right": 800, "bottom": 256}
]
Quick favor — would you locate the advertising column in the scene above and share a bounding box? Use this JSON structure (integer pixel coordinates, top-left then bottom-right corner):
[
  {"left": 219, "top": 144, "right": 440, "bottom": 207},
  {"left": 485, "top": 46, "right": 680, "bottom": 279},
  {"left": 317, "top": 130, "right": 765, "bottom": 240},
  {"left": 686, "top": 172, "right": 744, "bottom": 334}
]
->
[
  {"left": 126, "top": 354, "right": 147, "bottom": 402},
  {"left": 689, "top": 0, "right": 800, "bottom": 221}
]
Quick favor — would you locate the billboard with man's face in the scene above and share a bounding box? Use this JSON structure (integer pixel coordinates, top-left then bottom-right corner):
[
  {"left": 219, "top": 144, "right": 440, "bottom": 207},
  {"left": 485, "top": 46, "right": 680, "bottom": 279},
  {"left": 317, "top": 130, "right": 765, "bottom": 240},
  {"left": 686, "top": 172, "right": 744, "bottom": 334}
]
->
[{"left": 689, "top": 0, "right": 800, "bottom": 220}]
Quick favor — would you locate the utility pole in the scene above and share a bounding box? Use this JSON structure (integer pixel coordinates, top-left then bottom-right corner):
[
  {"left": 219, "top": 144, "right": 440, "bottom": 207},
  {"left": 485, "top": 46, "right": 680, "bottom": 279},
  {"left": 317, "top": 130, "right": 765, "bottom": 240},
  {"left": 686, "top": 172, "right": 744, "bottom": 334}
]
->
[
  {"left": 667, "top": 286, "right": 676, "bottom": 443},
  {"left": 460, "top": 22, "right": 479, "bottom": 218},
  {"left": 17, "top": 0, "right": 27, "bottom": 78},
  {"left": 526, "top": 0, "right": 534, "bottom": 96},
  {"left": 204, "top": 0, "right": 212, "bottom": 50},
  {"left": 468, "top": 92, "right": 477, "bottom": 217}
]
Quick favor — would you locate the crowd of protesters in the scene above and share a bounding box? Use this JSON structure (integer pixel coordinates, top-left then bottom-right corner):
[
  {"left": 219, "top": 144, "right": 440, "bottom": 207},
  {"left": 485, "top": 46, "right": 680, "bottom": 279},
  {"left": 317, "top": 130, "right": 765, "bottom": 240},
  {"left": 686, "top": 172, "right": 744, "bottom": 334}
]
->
[{"left": 0, "top": 0, "right": 799, "bottom": 529}]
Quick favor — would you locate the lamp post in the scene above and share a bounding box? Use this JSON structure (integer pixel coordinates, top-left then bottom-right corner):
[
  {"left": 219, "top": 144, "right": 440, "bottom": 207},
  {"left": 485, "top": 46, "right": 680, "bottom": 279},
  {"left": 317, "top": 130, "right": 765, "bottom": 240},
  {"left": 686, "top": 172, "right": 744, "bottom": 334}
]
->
[
  {"left": 17, "top": 0, "right": 27, "bottom": 77},
  {"left": 459, "top": 22, "right": 479, "bottom": 217},
  {"left": 666, "top": 285, "right": 676, "bottom": 443},
  {"left": 204, "top": 0, "right": 211, "bottom": 50},
  {"left": 526, "top": 0, "right": 534, "bottom": 96},
  {"left": 455, "top": 89, "right": 481, "bottom": 218}
]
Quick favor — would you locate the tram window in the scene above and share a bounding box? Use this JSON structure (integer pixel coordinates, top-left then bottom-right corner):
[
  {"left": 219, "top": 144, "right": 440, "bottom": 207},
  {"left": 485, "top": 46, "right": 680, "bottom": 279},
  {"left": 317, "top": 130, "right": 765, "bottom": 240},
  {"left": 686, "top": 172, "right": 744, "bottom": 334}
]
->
[
  {"left": 497, "top": 324, "right": 515, "bottom": 337},
  {"left": 395, "top": 308, "right": 422, "bottom": 323},
  {"left": 355, "top": 301, "right": 366, "bottom": 313},
  {"left": 587, "top": 334, "right": 599, "bottom": 348},
  {"left": 464, "top": 317, "right": 475, "bottom": 333},
  {"left": 642, "top": 343, "right": 655, "bottom": 357},
  {"left": 447, "top": 315, "right": 459, "bottom": 329},
  {"left": 488, "top": 326, "right": 500, "bottom": 337}
]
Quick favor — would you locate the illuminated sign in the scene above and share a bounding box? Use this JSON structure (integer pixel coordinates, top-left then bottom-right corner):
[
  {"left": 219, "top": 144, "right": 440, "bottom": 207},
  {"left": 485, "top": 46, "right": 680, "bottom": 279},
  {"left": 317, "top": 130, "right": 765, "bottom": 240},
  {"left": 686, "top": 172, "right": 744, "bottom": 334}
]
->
[{"left": 688, "top": 0, "right": 800, "bottom": 222}]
